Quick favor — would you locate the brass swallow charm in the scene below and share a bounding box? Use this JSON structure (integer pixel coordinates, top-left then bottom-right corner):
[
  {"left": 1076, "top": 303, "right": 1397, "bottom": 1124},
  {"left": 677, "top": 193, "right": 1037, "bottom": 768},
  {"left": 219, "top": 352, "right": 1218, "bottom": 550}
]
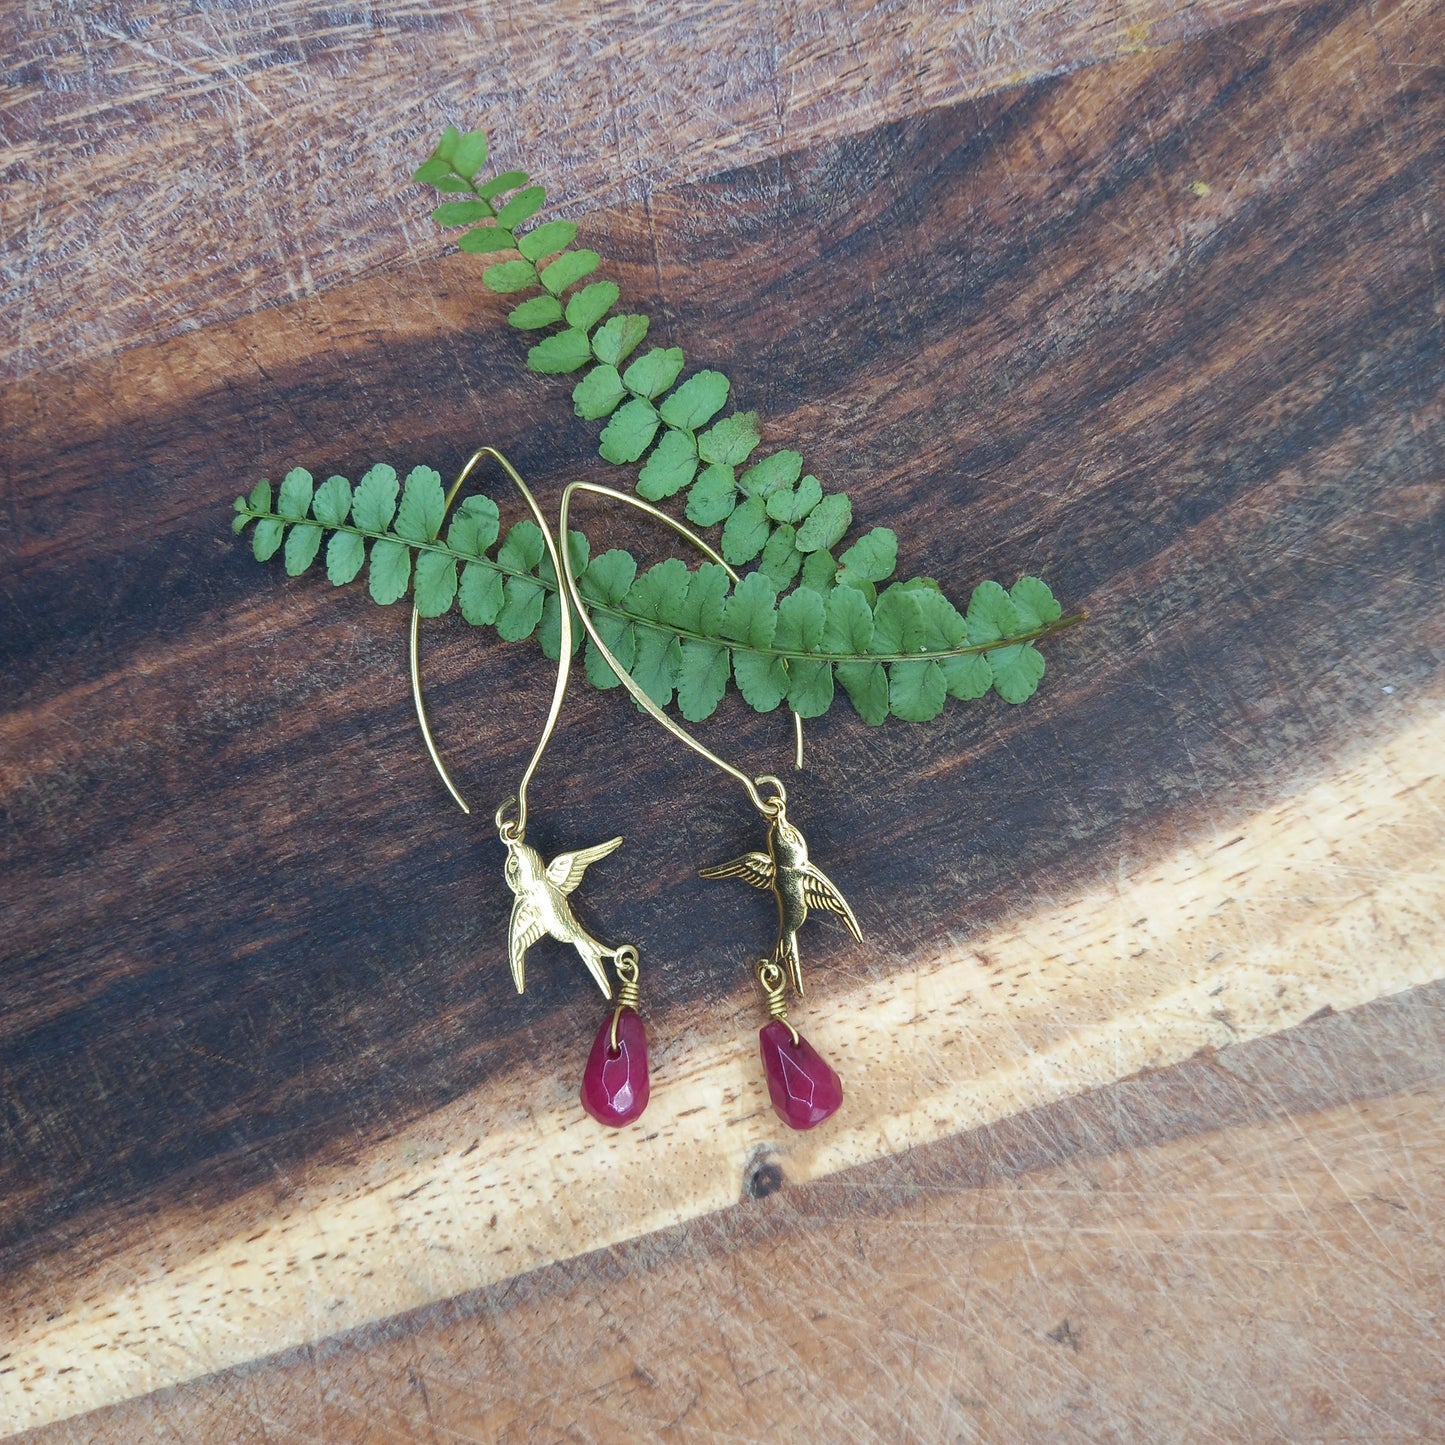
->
[
  {"left": 502, "top": 833, "right": 624, "bottom": 998},
  {"left": 699, "top": 805, "right": 861, "bottom": 995}
]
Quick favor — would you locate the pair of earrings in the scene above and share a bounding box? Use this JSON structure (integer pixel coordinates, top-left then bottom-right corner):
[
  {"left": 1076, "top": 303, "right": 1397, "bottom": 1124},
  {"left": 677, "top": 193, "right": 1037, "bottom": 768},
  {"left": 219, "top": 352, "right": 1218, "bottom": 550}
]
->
[{"left": 411, "top": 448, "right": 862, "bottom": 1130}]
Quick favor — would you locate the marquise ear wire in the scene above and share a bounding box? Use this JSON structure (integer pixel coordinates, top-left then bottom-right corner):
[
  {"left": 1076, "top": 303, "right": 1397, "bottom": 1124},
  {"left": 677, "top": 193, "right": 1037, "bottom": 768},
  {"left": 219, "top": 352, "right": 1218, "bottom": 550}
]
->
[
  {"left": 410, "top": 447, "right": 650, "bottom": 1128},
  {"left": 557, "top": 480, "right": 863, "bottom": 1131}
]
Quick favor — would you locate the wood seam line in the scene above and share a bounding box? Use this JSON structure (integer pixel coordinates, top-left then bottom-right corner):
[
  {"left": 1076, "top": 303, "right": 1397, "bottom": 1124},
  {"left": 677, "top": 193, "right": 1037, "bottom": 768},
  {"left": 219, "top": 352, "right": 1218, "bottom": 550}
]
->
[{"left": 1, "top": 699, "right": 1440, "bottom": 1432}]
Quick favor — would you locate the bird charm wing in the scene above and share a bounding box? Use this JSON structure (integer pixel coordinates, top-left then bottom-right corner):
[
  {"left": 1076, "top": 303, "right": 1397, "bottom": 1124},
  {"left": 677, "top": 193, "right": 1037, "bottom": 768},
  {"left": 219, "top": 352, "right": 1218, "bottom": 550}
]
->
[
  {"left": 546, "top": 837, "right": 624, "bottom": 895},
  {"left": 698, "top": 852, "right": 775, "bottom": 890},
  {"left": 800, "top": 863, "right": 864, "bottom": 941},
  {"left": 508, "top": 895, "right": 547, "bottom": 992}
]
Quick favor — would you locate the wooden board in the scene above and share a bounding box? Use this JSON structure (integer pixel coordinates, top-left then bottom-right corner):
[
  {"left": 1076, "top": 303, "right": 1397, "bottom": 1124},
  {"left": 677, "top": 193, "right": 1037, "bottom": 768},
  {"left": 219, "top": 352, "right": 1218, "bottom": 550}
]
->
[
  {"left": 28, "top": 985, "right": 1445, "bottom": 1441},
  {"left": 2, "top": 0, "right": 1442, "bottom": 1434}
]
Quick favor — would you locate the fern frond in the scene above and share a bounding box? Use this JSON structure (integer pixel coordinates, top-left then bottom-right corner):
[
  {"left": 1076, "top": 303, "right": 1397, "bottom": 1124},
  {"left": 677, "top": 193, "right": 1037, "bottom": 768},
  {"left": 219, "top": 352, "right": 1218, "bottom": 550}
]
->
[{"left": 235, "top": 466, "right": 1083, "bottom": 721}]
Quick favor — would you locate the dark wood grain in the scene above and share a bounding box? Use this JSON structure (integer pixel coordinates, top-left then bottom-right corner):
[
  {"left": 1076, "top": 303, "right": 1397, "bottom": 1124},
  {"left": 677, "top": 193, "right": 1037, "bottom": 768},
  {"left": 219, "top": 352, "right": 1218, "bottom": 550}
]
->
[{"left": 1, "top": 0, "right": 1441, "bottom": 1428}]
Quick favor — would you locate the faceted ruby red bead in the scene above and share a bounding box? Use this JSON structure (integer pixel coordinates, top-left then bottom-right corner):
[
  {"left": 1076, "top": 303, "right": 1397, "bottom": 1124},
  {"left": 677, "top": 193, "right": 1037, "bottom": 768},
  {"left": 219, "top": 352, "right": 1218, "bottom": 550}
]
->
[
  {"left": 581, "top": 1007, "right": 650, "bottom": 1127},
  {"left": 759, "top": 1019, "right": 843, "bottom": 1130}
]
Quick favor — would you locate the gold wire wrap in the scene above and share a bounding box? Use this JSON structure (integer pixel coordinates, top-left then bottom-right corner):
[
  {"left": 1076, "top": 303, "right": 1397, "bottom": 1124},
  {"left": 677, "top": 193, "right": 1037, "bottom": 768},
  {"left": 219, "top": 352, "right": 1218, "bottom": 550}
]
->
[
  {"left": 410, "top": 447, "right": 575, "bottom": 837},
  {"left": 557, "top": 480, "right": 804, "bottom": 820},
  {"left": 755, "top": 959, "right": 799, "bottom": 1044},
  {"left": 609, "top": 944, "right": 642, "bottom": 1052}
]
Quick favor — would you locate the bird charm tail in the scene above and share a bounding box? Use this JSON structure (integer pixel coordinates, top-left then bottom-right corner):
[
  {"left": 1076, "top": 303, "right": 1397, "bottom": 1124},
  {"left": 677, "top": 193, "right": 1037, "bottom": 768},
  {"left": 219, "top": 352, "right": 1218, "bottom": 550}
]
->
[
  {"left": 573, "top": 936, "right": 614, "bottom": 1000},
  {"left": 775, "top": 931, "right": 805, "bottom": 998}
]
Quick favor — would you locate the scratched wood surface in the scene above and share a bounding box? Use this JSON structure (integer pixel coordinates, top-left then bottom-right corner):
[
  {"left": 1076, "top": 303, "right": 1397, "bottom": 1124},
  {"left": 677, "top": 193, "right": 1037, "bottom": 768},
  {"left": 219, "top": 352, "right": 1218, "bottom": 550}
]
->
[{"left": 3, "top": 0, "right": 1443, "bottom": 1436}]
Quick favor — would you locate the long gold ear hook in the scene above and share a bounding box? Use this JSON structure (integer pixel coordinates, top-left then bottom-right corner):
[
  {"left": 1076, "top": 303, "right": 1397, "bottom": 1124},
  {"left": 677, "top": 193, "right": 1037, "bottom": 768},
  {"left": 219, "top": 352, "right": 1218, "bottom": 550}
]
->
[
  {"left": 557, "top": 480, "right": 805, "bottom": 820},
  {"left": 410, "top": 446, "right": 574, "bottom": 837}
]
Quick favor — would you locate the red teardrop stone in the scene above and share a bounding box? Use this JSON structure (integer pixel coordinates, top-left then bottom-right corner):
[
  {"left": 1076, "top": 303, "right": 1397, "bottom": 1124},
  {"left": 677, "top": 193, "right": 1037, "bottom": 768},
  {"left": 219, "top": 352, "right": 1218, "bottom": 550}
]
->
[
  {"left": 759, "top": 1019, "right": 843, "bottom": 1130},
  {"left": 581, "top": 1007, "right": 650, "bottom": 1127}
]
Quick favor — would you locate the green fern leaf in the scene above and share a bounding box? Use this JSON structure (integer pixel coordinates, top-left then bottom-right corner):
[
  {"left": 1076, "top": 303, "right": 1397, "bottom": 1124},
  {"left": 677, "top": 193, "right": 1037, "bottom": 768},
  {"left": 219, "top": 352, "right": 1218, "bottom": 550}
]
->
[
  {"left": 458, "top": 227, "right": 516, "bottom": 255},
  {"left": 284, "top": 522, "right": 322, "bottom": 576},
  {"left": 733, "top": 652, "right": 789, "bottom": 712},
  {"left": 678, "top": 562, "right": 730, "bottom": 634},
  {"left": 659, "top": 370, "right": 729, "bottom": 430},
  {"left": 625, "top": 558, "right": 690, "bottom": 623},
  {"left": 888, "top": 660, "right": 947, "bottom": 721},
  {"left": 914, "top": 588, "right": 968, "bottom": 651},
  {"left": 434, "top": 200, "right": 490, "bottom": 227},
  {"left": 585, "top": 614, "right": 637, "bottom": 689},
  {"left": 800, "top": 548, "right": 837, "bottom": 594},
  {"left": 528, "top": 329, "right": 593, "bottom": 373},
  {"left": 592, "top": 314, "right": 650, "bottom": 367},
  {"left": 496, "top": 577, "right": 545, "bottom": 641},
  {"left": 872, "top": 587, "right": 924, "bottom": 654},
  {"left": 451, "top": 130, "right": 489, "bottom": 180},
  {"left": 572, "top": 364, "right": 626, "bottom": 419},
  {"left": 940, "top": 652, "right": 991, "bottom": 700},
  {"left": 598, "top": 398, "right": 660, "bottom": 463},
  {"left": 823, "top": 585, "right": 874, "bottom": 654},
  {"left": 368, "top": 539, "right": 411, "bottom": 605},
  {"left": 1010, "top": 576, "right": 1062, "bottom": 629},
  {"left": 720, "top": 496, "right": 769, "bottom": 564},
  {"left": 795, "top": 493, "right": 852, "bottom": 553},
  {"left": 251, "top": 519, "right": 284, "bottom": 562},
  {"left": 684, "top": 463, "right": 736, "bottom": 525},
  {"left": 497, "top": 519, "right": 545, "bottom": 573},
  {"left": 312, "top": 475, "right": 353, "bottom": 527},
  {"left": 756, "top": 525, "right": 802, "bottom": 588},
  {"left": 637, "top": 428, "right": 698, "bottom": 499},
  {"left": 477, "top": 169, "right": 528, "bottom": 200},
  {"left": 965, "top": 580, "right": 1022, "bottom": 645},
  {"left": 447, "top": 495, "right": 500, "bottom": 557},
  {"left": 518, "top": 220, "right": 578, "bottom": 262},
  {"left": 623, "top": 346, "right": 685, "bottom": 399},
  {"left": 482, "top": 259, "right": 538, "bottom": 293},
  {"left": 394, "top": 466, "right": 446, "bottom": 544},
  {"left": 579, "top": 549, "right": 637, "bottom": 606},
  {"left": 698, "top": 411, "right": 760, "bottom": 468},
  {"left": 458, "top": 561, "right": 504, "bottom": 624},
  {"left": 836, "top": 661, "right": 889, "bottom": 725},
  {"left": 632, "top": 629, "right": 682, "bottom": 708},
  {"left": 837, "top": 528, "right": 898, "bottom": 587},
  {"left": 739, "top": 451, "right": 802, "bottom": 499},
  {"left": 326, "top": 531, "right": 365, "bottom": 585},
  {"left": 510, "top": 295, "right": 564, "bottom": 330},
  {"left": 539, "top": 249, "right": 600, "bottom": 295},
  {"left": 765, "top": 473, "right": 822, "bottom": 524},
  {"left": 496, "top": 186, "right": 546, "bottom": 229},
  {"left": 566, "top": 282, "right": 619, "bottom": 332},
  {"left": 276, "top": 467, "right": 313, "bottom": 521},
  {"left": 774, "top": 589, "right": 826, "bottom": 654},
  {"left": 786, "top": 660, "right": 834, "bottom": 717},
  {"left": 352, "top": 464, "right": 400, "bottom": 532},
  {"left": 537, "top": 591, "right": 583, "bottom": 660},
  {"left": 676, "top": 640, "right": 730, "bottom": 721},
  {"left": 987, "top": 644, "right": 1046, "bottom": 703},
  {"left": 414, "top": 553, "right": 458, "bottom": 617},
  {"left": 719, "top": 570, "right": 778, "bottom": 649}
]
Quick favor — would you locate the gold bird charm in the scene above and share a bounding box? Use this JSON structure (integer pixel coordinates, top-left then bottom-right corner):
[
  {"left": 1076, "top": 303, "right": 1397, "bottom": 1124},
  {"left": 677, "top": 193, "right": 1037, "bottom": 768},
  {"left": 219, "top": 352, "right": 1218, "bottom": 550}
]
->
[
  {"left": 502, "top": 834, "right": 624, "bottom": 998},
  {"left": 699, "top": 806, "right": 862, "bottom": 995}
]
